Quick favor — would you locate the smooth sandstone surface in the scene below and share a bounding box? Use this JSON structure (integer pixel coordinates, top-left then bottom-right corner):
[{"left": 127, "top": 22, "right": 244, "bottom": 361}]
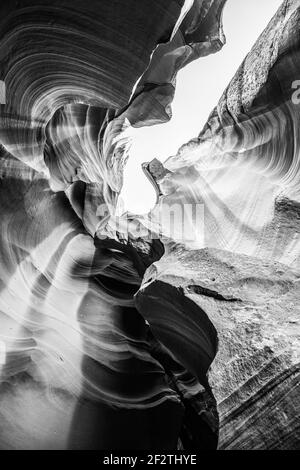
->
[
  {"left": 135, "top": 0, "right": 300, "bottom": 450},
  {"left": 0, "top": 0, "right": 228, "bottom": 449},
  {"left": 0, "top": 0, "right": 299, "bottom": 450},
  {"left": 136, "top": 246, "right": 300, "bottom": 449}
]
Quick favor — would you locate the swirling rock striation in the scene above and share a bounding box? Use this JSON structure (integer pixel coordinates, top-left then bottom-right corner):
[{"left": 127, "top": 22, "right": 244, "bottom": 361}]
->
[
  {"left": 0, "top": 0, "right": 229, "bottom": 449},
  {"left": 136, "top": 0, "right": 300, "bottom": 450},
  {"left": 0, "top": 0, "right": 299, "bottom": 451},
  {"left": 135, "top": 246, "right": 300, "bottom": 449}
]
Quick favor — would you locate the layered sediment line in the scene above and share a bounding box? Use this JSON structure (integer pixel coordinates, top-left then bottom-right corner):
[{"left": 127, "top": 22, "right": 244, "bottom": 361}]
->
[
  {"left": 135, "top": 0, "right": 300, "bottom": 449},
  {"left": 135, "top": 247, "right": 300, "bottom": 449},
  {"left": 1, "top": 0, "right": 300, "bottom": 450},
  {"left": 0, "top": 0, "right": 228, "bottom": 449}
]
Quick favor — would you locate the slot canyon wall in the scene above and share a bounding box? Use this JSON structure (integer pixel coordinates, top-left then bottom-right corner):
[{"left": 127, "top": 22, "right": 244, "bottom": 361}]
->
[{"left": 0, "top": 0, "right": 299, "bottom": 450}]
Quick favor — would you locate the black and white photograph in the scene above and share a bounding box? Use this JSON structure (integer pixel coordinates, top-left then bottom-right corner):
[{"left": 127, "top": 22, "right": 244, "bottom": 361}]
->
[{"left": 0, "top": 0, "right": 299, "bottom": 456}]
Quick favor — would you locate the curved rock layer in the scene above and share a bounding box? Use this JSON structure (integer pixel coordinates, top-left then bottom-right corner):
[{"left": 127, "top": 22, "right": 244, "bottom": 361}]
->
[
  {"left": 159, "top": 0, "right": 300, "bottom": 266},
  {"left": 0, "top": 0, "right": 226, "bottom": 208},
  {"left": 0, "top": 0, "right": 229, "bottom": 449},
  {"left": 135, "top": 0, "right": 300, "bottom": 450},
  {"left": 136, "top": 246, "right": 300, "bottom": 450},
  {"left": 0, "top": 0, "right": 299, "bottom": 451}
]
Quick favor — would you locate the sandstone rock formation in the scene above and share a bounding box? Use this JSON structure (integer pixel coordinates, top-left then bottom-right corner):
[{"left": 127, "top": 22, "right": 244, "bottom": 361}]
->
[
  {"left": 136, "top": 246, "right": 300, "bottom": 449},
  {"left": 135, "top": 0, "right": 300, "bottom": 449},
  {"left": 0, "top": 0, "right": 229, "bottom": 449},
  {"left": 0, "top": 0, "right": 299, "bottom": 451}
]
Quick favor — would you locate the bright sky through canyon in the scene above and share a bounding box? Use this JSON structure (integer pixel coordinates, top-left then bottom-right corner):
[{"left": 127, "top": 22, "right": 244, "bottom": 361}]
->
[{"left": 120, "top": 0, "right": 283, "bottom": 214}]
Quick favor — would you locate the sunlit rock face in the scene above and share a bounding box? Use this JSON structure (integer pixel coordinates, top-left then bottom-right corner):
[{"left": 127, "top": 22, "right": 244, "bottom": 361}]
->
[
  {"left": 0, "top": 0, "right": 226, "bottom": 205},
  {"left": 136, "top": 247, "right": 300, "bottom": 449},
  {"left": 0, "top": 0, "right": 230, "bottom": 449},
  {"left": 136, "top": 0, "right": 300, "bottom": 450},
  {"left": 0, "top": 0, "right": 299, "bottom": 451},
  {"left": 149, "top": 0, "right": 300, "bottom": 262}
]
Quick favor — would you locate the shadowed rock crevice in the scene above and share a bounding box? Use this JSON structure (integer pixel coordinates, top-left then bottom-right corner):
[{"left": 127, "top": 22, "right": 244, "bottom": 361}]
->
[
  {"left": 135, "top": 279, "right": 220, "bottom": 448},
  {"left": 136, "top": 247, "right": 300, "bottom": 449},
  {"left": 186, "top": 284, "right": 241, "bottom": 302}
]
